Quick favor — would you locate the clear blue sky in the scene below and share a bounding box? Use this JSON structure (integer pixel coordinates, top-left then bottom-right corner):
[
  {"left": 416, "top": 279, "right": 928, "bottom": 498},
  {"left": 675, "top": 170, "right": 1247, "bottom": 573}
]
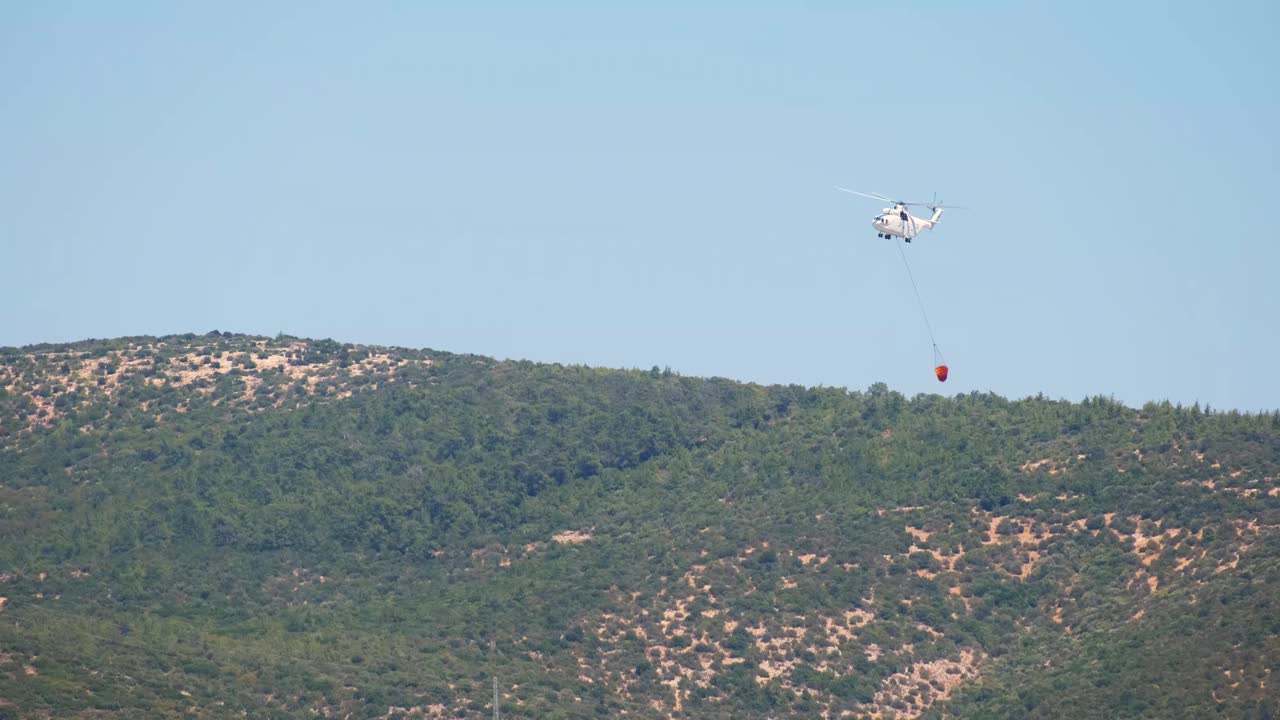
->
[{"left": 3, "top": 2, "right": 1278, "bottom": 411}]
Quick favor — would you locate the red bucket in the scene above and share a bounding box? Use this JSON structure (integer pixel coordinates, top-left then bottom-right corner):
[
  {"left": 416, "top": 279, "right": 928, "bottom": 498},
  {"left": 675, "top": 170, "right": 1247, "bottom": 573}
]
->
[{"left": 934, "top": 365, "right": 949, "bottom": 383}]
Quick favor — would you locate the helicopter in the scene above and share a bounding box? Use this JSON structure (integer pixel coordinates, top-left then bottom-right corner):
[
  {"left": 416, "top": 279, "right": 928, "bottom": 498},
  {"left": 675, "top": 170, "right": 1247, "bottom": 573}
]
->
[{"left": 835, "top": 187, "right": 963, "bottom": 243}]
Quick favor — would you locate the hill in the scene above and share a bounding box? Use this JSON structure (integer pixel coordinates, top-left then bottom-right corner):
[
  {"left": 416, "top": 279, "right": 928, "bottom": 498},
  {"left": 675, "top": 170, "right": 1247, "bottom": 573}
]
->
[{"left": 1, "top": 332, "right": 1277, "bottom": 719}]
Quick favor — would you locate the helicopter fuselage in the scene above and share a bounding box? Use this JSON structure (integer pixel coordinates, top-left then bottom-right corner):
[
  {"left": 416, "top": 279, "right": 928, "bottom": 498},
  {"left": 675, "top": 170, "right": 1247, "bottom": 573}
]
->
[{"left": 872, "top": 204, "right": 942, "bottom": 241}]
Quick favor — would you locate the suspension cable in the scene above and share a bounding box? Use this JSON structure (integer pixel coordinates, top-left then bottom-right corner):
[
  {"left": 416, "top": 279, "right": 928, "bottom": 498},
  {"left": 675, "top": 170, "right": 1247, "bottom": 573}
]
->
[{"left": 893, "top": 237, "right": 940, "bottom": 354}]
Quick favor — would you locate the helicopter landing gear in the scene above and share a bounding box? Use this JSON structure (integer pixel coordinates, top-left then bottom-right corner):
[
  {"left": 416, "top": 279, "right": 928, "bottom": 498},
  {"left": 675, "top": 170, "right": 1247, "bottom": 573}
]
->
[
  {"left": 877, "top": 233, "right": 884, "bottom": 238},
  {"left": 905, "top": 238, "right": 912, "bottom": 243}
]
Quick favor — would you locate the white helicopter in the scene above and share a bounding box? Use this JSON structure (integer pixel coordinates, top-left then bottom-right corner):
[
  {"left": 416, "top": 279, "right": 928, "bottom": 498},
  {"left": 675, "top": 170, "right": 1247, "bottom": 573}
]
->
[{"left": 836, "top": 187, "right": 963, "bottom": 243}]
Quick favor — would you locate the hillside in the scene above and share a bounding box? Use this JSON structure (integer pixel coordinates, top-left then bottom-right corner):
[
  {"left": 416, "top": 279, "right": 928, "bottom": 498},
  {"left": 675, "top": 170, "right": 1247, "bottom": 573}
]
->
[{"left": 0, "top": 332, "right": 1277, "bottom": 719}]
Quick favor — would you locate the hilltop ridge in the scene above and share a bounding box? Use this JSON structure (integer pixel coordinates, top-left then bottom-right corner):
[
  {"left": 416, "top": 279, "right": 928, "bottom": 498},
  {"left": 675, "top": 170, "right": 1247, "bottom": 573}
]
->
[{"left": 1, "top": 332, "right": 437, "bottom": 447}]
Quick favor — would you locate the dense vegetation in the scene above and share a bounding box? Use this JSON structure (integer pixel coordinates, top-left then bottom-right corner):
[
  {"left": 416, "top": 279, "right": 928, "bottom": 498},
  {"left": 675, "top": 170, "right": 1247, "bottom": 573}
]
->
[{"left": 1, "top": 333, "right": 1276, "bottom": 719}]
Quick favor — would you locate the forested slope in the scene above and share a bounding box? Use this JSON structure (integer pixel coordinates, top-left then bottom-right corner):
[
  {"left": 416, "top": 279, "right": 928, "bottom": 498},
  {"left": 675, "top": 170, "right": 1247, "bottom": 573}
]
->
[{"left": 1, "top": 333, "right": 1276, "bottom": 719}]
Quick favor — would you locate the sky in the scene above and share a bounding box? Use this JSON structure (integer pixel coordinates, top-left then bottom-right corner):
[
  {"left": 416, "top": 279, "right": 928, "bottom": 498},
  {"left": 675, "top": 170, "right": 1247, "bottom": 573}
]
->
[{"left": 2, "top": 1, "right": 1278, "bottom": 411}]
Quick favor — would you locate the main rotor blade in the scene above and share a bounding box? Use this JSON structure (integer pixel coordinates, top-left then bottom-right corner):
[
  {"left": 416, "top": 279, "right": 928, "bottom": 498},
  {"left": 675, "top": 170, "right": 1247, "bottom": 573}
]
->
[
  {"left": 836, "top": 187, "right": 967, "bottom": 209},
  {"left": 902, "top": 201, "right": 968, "bottom": 209},
  {"left": 835, "top": 187, "right": 896, "bottom": 203}
]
